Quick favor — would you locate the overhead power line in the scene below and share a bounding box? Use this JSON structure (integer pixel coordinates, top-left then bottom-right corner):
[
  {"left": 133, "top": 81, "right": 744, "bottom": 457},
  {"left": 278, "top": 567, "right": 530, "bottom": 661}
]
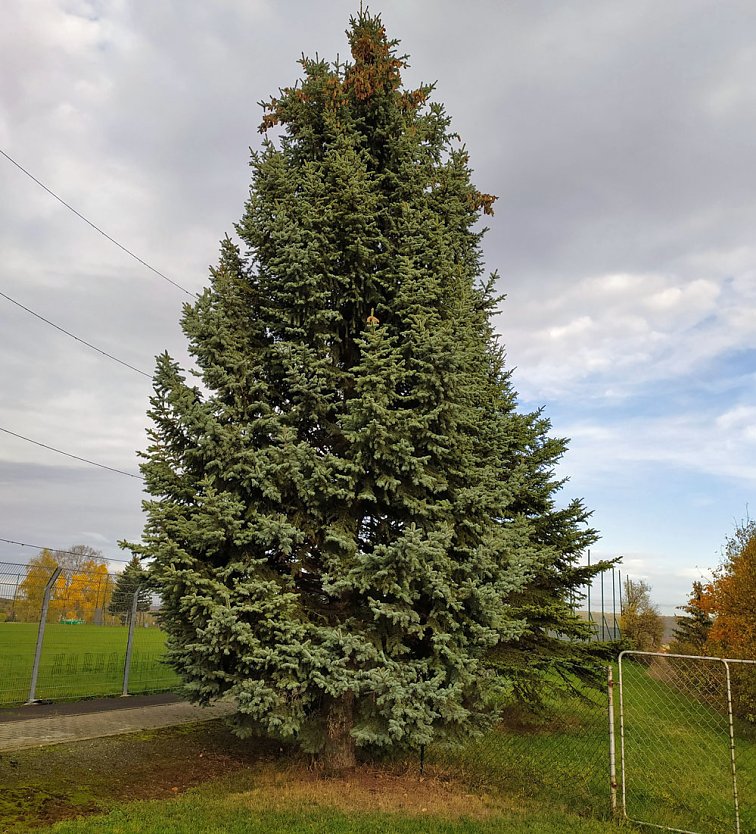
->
[
  {"left": 0, "top": 147, "right": 198, "bottom": 299},
  {"left": 0, "top": 537, "right": 134, "bottom": 565},
  {"left": 0, "top": 290, "right": 152, "bottom": 378},
  {"left": 0, "top": 426, "right": 144, "bottom": 480}
]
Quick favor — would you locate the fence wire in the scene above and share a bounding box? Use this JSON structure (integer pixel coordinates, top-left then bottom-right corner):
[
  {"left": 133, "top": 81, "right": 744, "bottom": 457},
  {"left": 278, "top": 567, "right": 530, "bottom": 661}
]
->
[
  {"left": 426, "top": 676, "right": 612, "bottom": 819},
  {"left": 0, "top": 561, "right": 179, "bottom": 706},
  {"left": 425, "top": 655, "right": 754, "bottom": 833}
]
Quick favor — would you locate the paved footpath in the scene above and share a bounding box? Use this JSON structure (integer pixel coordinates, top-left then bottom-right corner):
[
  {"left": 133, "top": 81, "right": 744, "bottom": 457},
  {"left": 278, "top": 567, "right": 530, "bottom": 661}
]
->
[{"left": 0, "top": 694, "right": 234, "bottom": 752}]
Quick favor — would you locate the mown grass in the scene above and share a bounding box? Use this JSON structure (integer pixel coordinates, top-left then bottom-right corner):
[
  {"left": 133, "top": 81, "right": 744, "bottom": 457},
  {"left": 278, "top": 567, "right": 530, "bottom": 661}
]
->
[
  {"left": 428, "top": 680, "right": 611, "bottom": 818},
  {"left": 1, "top": 720, "right": 624, "bottom": 834},
  {"left": 39, "top": 794, "right": 621, "bottom": 834},
  {"left": 0, "top": 622, "right": 179, "bottom": 705},
  {"left": 2, "top": 658, "right": 753, "bottom": 833},
  {"left": 618, "top": 658, "right": 755, "bottom": 834}
]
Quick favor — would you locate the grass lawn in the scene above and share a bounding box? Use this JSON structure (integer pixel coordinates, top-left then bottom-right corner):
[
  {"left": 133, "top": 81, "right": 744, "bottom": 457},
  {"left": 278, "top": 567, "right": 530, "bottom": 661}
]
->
[
  {"left": 40, "top": 793, "right": 621, "bottom": 834},
  {"left": 0, "top": 721, "right": 623, "bottom": 834},
  {"left": 0, "top": 622, "right": 179, "bottom": 705},
  {"left": 0, "top": 651, "right": 751, "bottom": 832},
  {"left": 430, "top": 662, "right": 754, "bottom": 833}
]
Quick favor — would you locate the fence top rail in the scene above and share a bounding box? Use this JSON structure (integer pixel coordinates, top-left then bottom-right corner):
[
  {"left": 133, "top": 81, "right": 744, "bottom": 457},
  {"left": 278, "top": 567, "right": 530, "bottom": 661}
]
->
[
  {"left": 619, "top": 650, "right": 756, "bottom": 665},
  {"left": 0, "top": 560, "right": 124, "bottom": 581}
]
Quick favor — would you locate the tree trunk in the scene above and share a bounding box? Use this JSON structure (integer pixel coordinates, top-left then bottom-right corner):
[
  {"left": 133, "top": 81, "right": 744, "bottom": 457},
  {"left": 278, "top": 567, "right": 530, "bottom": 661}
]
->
[{"left": 321, "top": 691, "right": 356, "bottom": 773}]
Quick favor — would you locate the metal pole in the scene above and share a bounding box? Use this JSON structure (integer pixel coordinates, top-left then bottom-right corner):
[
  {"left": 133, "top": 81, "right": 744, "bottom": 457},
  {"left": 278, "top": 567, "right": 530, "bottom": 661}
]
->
[
  {"left": 723, "top": 660, "right": 742, "bottom": 834},
  {"left": 607, "top": 665, "right": 618, "bottom": 816},
  {"left": 618, "top": 570, "right": 624, "bottom": 615},
  {"left": 587, "top": 549, "right": 592, "bottom": 629},
  {"left": 121, "top": 586, "right": 141, "bottom": 696},
  {"left": 612, "top": 567, "right": 618, "bottom": 639},
  {"left": 11, "top": 572, "right": 21, "bottom": 619},
  {"left": 26, "top": 566, "right": 62, "bottom": 704},
  {"left": 617, "top": 650, "right": 628, "bottom": 820},
  {"left": 600, "top": 570, "right": 606, "bottom": 640}
]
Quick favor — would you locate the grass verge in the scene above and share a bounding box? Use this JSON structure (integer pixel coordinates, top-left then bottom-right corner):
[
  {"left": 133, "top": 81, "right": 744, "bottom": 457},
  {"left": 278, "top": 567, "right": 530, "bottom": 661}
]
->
[{"left": 0, "top": 719, "right": 623, "bottom": 834}]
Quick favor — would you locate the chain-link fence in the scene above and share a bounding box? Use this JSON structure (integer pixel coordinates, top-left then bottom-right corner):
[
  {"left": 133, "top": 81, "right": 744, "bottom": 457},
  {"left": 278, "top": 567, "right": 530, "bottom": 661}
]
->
[
  {"left": 619, "top": 651, "right": 755, "bottom": 834},
  {"left": 426, "top": 654, "right": 755, "bottom": 833},
  {"left": 0, "top": 561, "right": 180, "bottom": 706},
  {"left": 426, "top": 674, "right": 613, "bottom": 819}
]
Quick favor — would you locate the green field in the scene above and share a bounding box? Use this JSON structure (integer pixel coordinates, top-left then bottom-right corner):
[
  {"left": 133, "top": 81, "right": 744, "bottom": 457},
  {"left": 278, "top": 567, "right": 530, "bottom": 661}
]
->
[
  {"left": 0, "top": 622, "right": 180, "bottom": 705},
  {"left": 41, "top": 798, "right": 618, "bottom": 834},
  {"left": 429, "top": 661, "right": 755, "bottom": 833}
]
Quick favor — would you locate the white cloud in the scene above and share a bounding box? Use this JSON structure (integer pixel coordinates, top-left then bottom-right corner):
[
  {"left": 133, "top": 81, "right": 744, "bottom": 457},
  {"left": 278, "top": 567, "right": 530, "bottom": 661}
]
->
[
  {"left": 560, "top": 404, "right": 756, "bottom": 487},
  {"left": 498, "top": 265, "right": 754, "bottom": 403}
]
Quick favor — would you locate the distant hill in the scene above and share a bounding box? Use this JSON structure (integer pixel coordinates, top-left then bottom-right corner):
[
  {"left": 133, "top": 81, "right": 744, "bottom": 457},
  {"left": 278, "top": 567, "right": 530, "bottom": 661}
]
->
[{"left": 577, "top": 612, "right": 679, "bottom": 644}]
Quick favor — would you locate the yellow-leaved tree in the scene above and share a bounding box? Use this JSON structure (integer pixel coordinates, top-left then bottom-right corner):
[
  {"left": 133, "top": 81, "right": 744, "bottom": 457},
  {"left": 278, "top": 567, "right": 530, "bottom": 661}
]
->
[
  {"left": 15, "top": 549, "right": 66, "bottom": 622},
  {"left": 58, "top": 561, "right": 112, "bottom": 622},
  {"left": 16, "top": 546, "right": 112, "bottom": 623}
]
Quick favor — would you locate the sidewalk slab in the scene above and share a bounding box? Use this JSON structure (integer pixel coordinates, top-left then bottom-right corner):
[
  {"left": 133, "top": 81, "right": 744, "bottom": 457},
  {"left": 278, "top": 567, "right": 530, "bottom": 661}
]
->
[{"left": 0, "top": 699, "right": 235, "bottom": 752}]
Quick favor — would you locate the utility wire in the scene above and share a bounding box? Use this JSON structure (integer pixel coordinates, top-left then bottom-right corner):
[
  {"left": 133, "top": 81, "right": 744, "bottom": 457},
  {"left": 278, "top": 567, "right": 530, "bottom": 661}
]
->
[
  {"left": 0, "top": 290, "right": 152, "bottom": 378},
  {"left": 0, "top": 147, "right": 198, "bottom": 299},
  {"left": 0, "top": 426, "right": 144, "bottom": 480},
  {"left": 0, "top": 537, "right": 133, "bottom": 565}
]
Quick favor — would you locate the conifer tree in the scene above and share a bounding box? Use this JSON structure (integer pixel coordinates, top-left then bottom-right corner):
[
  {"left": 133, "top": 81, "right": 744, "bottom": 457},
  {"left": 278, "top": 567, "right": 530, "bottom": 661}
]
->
[
  {"left": 671, "top": 580, "right": 712, "bottom": 654},
  {"left": 108, "top": 555, "right": 150, "bottom": 625},
  {"left": 131, "top": 11, "right": 600, "bottom": 769}
]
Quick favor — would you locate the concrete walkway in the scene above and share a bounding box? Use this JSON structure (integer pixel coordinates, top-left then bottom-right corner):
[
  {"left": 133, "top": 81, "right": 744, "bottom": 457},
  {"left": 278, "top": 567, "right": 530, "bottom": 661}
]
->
[{"left": 0, "top": 695, "right": 234, "bottom": 752}]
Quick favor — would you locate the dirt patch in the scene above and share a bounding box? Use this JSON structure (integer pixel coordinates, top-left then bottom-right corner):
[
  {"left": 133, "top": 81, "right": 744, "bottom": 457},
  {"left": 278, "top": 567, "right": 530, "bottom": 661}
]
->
[
  {"left": 0, "top": 722, "right": 500, "bottom": 831},
  {"left": 0, "top": 788, "right": 100, "bottom": 830},
  {"left": 236, "top": 765, "right": 497, "bottom": 819},
  {"left": 0, "top": 720, "right": 272, "bottom": 832}
]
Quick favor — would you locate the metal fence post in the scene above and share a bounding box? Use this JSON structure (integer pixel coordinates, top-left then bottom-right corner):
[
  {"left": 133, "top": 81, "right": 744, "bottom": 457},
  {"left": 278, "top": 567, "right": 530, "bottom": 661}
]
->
[
  {"left": 722, "top": 660, "right": 742, "bottom": 834},
  {"left": 587, "top": 549, "right": 592, "bottom": 632},
  {"left": 26, "top": 566, "right": 62, "bottom": 704},
  {"left": 617, "top": 650, "right": 627, "bottom": 820},
  {"left": 607, "top": 665, "right": 618, "bottom": 816},
  {"left": 121, "top": 586, "right": 141, "bottom": 696}
]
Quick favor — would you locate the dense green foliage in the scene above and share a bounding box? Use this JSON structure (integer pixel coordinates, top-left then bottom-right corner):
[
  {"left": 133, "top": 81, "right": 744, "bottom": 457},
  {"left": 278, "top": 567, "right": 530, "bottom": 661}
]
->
[{"left": 132, "top": 11, "right": 604, "bottom": 763}]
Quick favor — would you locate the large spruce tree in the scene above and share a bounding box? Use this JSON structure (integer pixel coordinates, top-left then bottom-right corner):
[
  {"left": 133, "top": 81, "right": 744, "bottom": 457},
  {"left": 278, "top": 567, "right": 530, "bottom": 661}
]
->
[{"left": 133, "top": 11, "right": 604, "bottom": 769}]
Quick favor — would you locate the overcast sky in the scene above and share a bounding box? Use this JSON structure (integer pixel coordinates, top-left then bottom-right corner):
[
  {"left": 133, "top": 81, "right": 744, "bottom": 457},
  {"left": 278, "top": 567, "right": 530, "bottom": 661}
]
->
[{"left": 2, "top": 0, "right": 755, "bottom": 614}]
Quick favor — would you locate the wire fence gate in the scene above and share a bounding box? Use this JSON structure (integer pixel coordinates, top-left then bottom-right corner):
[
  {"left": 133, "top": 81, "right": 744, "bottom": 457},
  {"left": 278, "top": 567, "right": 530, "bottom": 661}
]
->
[{"left": 617, "top": 651, "right": 756, "bottom": 834}]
